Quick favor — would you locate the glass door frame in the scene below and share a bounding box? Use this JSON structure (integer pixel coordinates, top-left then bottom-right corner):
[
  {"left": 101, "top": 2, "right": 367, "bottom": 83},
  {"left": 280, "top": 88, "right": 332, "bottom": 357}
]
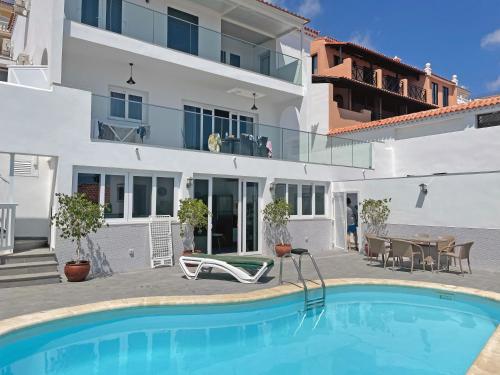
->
[{"left": 193, "top": 175, "right": 262, "bottom": 255}]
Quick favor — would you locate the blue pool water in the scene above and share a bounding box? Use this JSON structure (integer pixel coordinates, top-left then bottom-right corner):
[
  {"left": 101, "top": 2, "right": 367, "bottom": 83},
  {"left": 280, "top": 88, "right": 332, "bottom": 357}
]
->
[{"left": 0, "top": 285, "right": 499, "bottom": 375}]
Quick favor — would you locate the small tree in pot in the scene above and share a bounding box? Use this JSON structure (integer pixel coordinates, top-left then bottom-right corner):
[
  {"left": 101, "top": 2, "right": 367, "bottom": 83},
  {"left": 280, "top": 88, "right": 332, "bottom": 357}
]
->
[
  {"left": 178, "top": 198, "right": 210, "bottom": 254},
  {"left": 51, "top": 193, "right": 107, "bottom": 282},
  {"left": 263, "top": 199, "right": 292, "bottom": 257},
  {"left": 360, "top": 198, "right": 391, "bottom": 256}
]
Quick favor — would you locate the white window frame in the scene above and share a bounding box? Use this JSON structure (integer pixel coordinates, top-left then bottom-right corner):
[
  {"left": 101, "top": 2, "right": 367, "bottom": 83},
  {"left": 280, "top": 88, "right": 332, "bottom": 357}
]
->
[
  {"left": 273, "top": 181, "right": 328, "bottom": 219},
  {"left": 108, "top": 86, "right": 148, "bottom": 124},
  {"left": 73, "top": 168, "right": 179, "bottom": 224}
]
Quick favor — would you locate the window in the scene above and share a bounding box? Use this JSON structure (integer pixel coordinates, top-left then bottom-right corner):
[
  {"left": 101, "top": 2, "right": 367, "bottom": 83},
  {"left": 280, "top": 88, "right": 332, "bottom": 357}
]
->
[
  {"left": 109, "top": 89, "right": 144, "bottom": 121},
  {"left": 288, "top": 184, "right": 298, "bottom": 215},
  {"left": 106, "top": 0, "right": 122, "bottom": 33},
  {"left": 81, "top": 0, "right": 99, "bottom": 26},
  {"left": 229, "top": 53, "right": 241, "bottom": 68},
  {"left": 432, "top": 82, "right": 439, "bottom": 105},
  {"left": 220, "top": 50, "right": 227, "bottom": 64},
  {"left": 259, "top": 51, "right": 271, "bottom": 76},
  {"left": 311, "top": 54, "right": 318, "bottom": 74},
  {"left": 302, "top": 185, "right": 312, "bottom": 215},
  {"left": 76, "top": 171, "right": 176, "bottom": 221},
  {"left": 105, "top": 175, "right": 125, "bottom": 218},
  {"left": 167, "top": 7, "right": 198, "bottom": 55},
  {"left": 132, "top": 176, "right": 152, "bottom": 218},
  {"left": 477, "top": 111, "right": 500, "bottom": 129},
  {"left": 77, "top": 173, "right": 101, "bottom": 203},
  {"left": 334, "top": 94, "right": 344, "bottom": 109},
  {"left": 443, "top": 86, "right": 449, "bottom": 107},
  {"left": 275, "top": 183, "right": 286, "bottom": 201},
  {"left": 156, "top": 177, "right": 174, "bottom": 216},
  {"left": 0, "top": 68, "right": 7, "bottom": 82},
  {"left": 333, "top": 55, "right": 341, "bottom": 66},
  {"left": 315, "top": 186, "right": 325, "bottom": 215}
]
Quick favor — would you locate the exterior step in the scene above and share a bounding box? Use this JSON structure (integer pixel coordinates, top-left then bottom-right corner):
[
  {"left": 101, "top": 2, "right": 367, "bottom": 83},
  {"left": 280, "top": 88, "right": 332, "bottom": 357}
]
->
[
  {"left": 14, "top": 238, "right": 49, "bottom": 252},
  {"left": 0, "top": 271, "right": 61, "bottom": 288},
  {"left": 0, "top": 260, "right": 58, "bottom": 276},
  {"left": 2, "top": 248, "right": 55, "bottom": 264}
]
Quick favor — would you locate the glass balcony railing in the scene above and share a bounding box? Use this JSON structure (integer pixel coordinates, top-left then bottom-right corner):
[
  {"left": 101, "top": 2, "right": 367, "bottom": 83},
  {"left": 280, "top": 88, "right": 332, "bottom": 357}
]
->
[
  {"left": 65, "top": 0, "right": 302, "bottom": 85},
  {"left": 90, "top": 95, "right": 372, "bottom": 168}
]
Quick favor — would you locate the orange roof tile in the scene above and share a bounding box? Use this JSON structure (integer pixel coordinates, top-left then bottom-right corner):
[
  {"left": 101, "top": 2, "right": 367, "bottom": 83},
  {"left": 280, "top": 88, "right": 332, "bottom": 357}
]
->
[
  {"left": 329, "top": 96, "right": 500, "bottom": 135},
  {"left": 304, "top": 26, "right": 320, "bottom": 38}
]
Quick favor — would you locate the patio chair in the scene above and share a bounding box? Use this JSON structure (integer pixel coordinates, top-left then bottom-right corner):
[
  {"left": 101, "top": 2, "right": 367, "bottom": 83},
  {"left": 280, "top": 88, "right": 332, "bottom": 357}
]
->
[
  {"left": 437, "top": 242, "right": 473, "bottom": 276},
  {"left": 390, "top": 239, "right": 426, "bottom": 273},
  {"left": 436, "top": 235, "right": 456, "bottom": 266},
  {"left": 179, "top": 254, "right": 274, "bottom": 284},
  {"left": 366, "top": 235, "right": 391, "bottom": 268}
]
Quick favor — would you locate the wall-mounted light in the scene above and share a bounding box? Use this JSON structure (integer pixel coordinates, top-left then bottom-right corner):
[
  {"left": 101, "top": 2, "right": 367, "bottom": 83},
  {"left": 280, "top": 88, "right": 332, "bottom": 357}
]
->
[
  {"left": 269, "top": 182, "right": 275, "bottom": 192},
  {"left": 126, "top": 63, "right": 136, "bottom": 85},
  {"left": 186, "top": 177, "right": 193, "bottom": 188},
  {"left": 419, "top": 183, "right": 428, "bottom": 195}
]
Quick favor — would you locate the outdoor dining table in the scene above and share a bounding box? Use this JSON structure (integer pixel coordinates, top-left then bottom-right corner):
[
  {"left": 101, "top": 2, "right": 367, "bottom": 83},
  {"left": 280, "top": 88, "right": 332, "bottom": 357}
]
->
[{"left": 382, "top": 235, "right": 444, "bottom": 270}]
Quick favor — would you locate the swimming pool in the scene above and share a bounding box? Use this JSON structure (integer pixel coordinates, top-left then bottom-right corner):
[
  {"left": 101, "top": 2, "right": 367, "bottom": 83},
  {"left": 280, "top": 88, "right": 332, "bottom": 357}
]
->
[{"left": 0, "top": 284, "right": 498, "bottom": 375}]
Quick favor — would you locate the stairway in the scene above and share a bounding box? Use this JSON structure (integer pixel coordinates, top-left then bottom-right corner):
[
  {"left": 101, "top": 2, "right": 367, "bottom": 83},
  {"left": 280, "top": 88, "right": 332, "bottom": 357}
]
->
[{"left": 0, "top": 244, "right": 61, "bottom": 288}]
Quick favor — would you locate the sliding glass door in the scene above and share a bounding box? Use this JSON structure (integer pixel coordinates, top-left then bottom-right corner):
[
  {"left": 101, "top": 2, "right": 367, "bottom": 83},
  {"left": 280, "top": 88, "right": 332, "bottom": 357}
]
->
[{"left": 242, "top": 181, "right": 259, "bottom": 253}]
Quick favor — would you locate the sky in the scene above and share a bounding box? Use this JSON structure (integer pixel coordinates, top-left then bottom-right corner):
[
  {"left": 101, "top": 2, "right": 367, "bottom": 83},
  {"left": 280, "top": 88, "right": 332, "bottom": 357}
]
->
[{"left": 271, "top": 0, "right": 500, "bottom": 98}]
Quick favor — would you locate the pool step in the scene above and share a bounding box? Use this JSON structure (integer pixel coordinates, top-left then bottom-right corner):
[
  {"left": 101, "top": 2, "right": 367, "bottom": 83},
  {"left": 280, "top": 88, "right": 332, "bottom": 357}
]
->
[{"left": 0, "top": 248, "right": 61, "bottom": 288}]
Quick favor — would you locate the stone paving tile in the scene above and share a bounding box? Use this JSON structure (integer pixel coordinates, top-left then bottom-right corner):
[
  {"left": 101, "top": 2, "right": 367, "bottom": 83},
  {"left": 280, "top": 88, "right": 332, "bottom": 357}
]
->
[{"left": 1, "top": 251, "right": 499, "bottom": 320}]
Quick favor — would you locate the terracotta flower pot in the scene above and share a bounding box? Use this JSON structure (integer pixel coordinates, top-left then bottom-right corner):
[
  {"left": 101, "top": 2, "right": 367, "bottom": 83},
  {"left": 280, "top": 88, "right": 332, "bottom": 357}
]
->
[
  {"left": 64, "top": 260, "right": 91, "bottom": 282},
  {"left": 275, "top": 243, "right": 292, "bottom": 257}
]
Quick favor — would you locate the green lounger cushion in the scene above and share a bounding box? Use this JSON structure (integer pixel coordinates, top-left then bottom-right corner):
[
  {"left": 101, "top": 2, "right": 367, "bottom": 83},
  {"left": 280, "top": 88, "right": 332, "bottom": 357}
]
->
[{"left": 187, "top": 254, "right": 274, "bottom": 269}]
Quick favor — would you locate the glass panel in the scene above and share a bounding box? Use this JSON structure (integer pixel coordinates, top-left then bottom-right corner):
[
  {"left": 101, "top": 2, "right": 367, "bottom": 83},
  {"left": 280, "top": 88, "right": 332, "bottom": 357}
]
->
[
  {"left": 212, "top": 178, "right": 238, "bottom": 254},
  {"left": 193, "top": 179, "right": 209, "bottom": 253},
  {"left": 288, "top": 184, "right": 298, "bottom": 215},
  {"left": 104, "top": 175, "right": 125, "bottom": 218},
  {"left": 106, "top": 0, "right": 122, "bottom": 33},
  {"left": 315, "top": 185, "right": 325, "bottom": 215},
  {"left": 110, "top": 92, "right": 126, "bottom": 118},
  {"left": 302, "top": 185, "right": 312, "bottom": 215},
  {"left": 156, "top": 177, "right": 174, "bottom": 216},
  {"left": 202, "top": 110, "right": 212, "bottom": 151},
  {"left": 167, "top": 7, "right": 198, "bottom": 55},
  {"left": 275, "top": 183, "right": 286, "bottom": 201},
  {"left": 81, "top": 0, "right": 99, "bottom": 26},
  {"left": 331, "top": 137, "right": 353, "bottom": 167},
  {"left": 214, "top": 110, "right": 230, "bottom": 139},
  {"left": 310, "top": 133, "right": 331, "bottom": 164},
  {"left": 122, "top": 1, "right": 154, "bottom": 43},
  {"left": 132, "top": 176, "right": 152, "bottom": 218},
  {"left": 245, "top": 182, "right": 259, "bottom": 252},
  {"left": 352, "top": 140, "right": 372, "bottom": 168},
  {"left": 77, "top": 173, "right": 101, "bottom": 204},
  {"left": 128, "top": 95, "right": 143, "bottom": 121},
  {"left": 183, "top": 106, "right": 200, "bottom": 150},
  {"left": 259, "top": 51, "right": 270, "bottom": 76}
]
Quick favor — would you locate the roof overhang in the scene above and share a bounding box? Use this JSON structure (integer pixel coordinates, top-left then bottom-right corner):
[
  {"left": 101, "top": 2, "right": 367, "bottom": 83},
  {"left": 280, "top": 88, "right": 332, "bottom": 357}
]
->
[{"left": 191, "top": 0, "right": 308, "bottom": 39}]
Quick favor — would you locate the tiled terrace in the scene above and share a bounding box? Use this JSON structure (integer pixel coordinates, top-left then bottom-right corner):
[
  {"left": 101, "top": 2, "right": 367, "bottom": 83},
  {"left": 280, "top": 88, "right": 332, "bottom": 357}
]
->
[{"left": 1, "top": 251, "right": 499, "bottom": 320}]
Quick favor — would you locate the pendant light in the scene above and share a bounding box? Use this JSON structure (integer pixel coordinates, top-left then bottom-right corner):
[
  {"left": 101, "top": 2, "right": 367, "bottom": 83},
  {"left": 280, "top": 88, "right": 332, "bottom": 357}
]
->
[
  {"left": 126, "top": 63, "right": 136, "bottom": 85},
  {"left": 251, "top": 93, "right": 258, "bottom": 111}
]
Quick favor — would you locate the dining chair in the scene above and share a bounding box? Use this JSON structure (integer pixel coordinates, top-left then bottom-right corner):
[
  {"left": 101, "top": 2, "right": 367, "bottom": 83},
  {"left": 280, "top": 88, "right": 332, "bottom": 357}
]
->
[
  {"left": 365, "top": 235, "right": 391, "bottom": 268},
  {"left": 390, "top": 239, "right": 425, "bottom": 273},
  {"left": 438, "top": 242, "right": 474, "bottom": 276}
]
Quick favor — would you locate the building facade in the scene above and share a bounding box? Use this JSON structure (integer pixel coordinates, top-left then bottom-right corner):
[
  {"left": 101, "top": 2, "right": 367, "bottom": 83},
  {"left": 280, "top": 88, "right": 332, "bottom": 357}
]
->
[
  {"left": 0, "top": 0, "right": 14, "bottom": 80},
  {"left": 311, "top": 37, "right": 470, "bottom": 133}
]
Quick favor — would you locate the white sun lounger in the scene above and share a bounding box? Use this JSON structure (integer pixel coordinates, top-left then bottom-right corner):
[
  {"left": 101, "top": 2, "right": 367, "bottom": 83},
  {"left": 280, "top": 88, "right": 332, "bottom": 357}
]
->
[{"left": 179, "top": 254, "right": 274, "bottom": 284}]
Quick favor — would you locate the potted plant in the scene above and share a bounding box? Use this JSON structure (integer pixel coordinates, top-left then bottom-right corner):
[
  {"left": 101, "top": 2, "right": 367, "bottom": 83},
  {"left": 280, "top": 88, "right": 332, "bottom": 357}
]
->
[
  {"left": 360, "top": 198, "right": 391, "bottom": 256},
  {"left": 178, "top": 198, "right": 210, "bottom": 255},
  {"left": 51, "top": 193, "right": 107, "bottom": 282},
  {"left": 263, "top": 199, "right": 292, "bottom": 257}
]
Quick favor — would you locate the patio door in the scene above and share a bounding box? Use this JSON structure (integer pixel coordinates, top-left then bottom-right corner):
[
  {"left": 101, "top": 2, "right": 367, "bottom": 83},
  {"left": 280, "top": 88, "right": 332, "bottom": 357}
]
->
[
  {"left": 333, "top": 192, "right": 347, "bottom": 251},
  {"left": 240, "top": 180, "right": 260, "bottom": 254}
]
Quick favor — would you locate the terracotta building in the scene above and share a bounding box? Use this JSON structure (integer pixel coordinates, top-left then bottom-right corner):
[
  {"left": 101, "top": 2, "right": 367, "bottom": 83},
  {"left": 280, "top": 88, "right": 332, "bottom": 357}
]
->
[{"left": 311, "top": 36, "right": 468, "bottom": 132}]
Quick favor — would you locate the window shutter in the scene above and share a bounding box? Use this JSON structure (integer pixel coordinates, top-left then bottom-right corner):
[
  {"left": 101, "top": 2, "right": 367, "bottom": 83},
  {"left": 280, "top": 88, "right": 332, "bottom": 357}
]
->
[{"left": 13, "top": 155, "right": 38, "bottom": 177}]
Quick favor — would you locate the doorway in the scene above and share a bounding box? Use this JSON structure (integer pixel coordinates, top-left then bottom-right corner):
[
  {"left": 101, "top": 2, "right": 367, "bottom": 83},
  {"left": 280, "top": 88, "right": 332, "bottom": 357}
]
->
[
  {"left": 333, "top": 192, "right": 360, "bottom": 252},
  {"left": 193, "top": 177, "right": 261, "bottom": 255}
]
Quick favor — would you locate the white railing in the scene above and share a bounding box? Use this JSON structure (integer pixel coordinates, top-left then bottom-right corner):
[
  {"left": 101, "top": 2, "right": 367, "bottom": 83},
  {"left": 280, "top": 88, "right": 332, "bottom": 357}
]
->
[{"left": 0, "top": 204, "right": 16, "bottom": 255}]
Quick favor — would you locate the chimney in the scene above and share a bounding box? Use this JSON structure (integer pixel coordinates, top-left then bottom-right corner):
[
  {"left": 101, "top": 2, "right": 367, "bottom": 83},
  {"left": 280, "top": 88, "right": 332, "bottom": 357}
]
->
[
  {"left": 451, "top": 74, "right": 458, "bottom": 85},
  {"left": 424, "top": 63, "right": 432, "bottom": 76}
]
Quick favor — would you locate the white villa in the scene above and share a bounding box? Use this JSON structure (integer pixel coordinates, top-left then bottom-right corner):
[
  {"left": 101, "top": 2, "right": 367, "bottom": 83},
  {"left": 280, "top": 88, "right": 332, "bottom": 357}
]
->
[{"left": 0, "top": 0, "right": 499, "bottom": 285}]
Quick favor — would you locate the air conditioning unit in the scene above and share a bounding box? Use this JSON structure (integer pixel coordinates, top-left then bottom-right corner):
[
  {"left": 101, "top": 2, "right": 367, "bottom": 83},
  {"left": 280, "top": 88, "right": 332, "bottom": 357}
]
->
[{"left": 16, "top": 53, "right": 30, "bottom": 65}]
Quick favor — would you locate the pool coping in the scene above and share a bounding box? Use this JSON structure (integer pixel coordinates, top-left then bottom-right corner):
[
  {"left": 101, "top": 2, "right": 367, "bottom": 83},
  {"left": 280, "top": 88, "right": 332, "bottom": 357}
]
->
[{"left": 0, "top": 278, "right": 498, "bottom": 374}]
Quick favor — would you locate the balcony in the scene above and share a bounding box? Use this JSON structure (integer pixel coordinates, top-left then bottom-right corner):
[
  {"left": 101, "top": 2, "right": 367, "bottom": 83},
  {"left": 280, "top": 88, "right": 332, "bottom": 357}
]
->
[
  {"left": 351, "top": 65, "right": 376, "bottom": 86},
  {"left": 383, "top": 75, "right": 401, "bottom": 94},
  {"left": 65, "top": 0, "right": 302, "bottom": 85},
  {"left": 408, "top": 84, "right": 427, "bottom": 102},
  {"left": 91, "top": 94, "right": 372, "bottom": 168}
]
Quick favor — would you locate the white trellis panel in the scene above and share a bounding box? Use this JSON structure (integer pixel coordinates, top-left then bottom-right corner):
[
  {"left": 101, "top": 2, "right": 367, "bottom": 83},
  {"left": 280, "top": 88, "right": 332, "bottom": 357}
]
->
[{"left": 149, "top": 215, "right": 173, "bottom": 268}]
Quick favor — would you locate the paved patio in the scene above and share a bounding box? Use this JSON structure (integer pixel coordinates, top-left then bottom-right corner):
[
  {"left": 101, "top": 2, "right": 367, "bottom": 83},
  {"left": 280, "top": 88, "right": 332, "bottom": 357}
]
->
[{"left": 1, "top": 251, "right": 499, "bottom": 320}]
